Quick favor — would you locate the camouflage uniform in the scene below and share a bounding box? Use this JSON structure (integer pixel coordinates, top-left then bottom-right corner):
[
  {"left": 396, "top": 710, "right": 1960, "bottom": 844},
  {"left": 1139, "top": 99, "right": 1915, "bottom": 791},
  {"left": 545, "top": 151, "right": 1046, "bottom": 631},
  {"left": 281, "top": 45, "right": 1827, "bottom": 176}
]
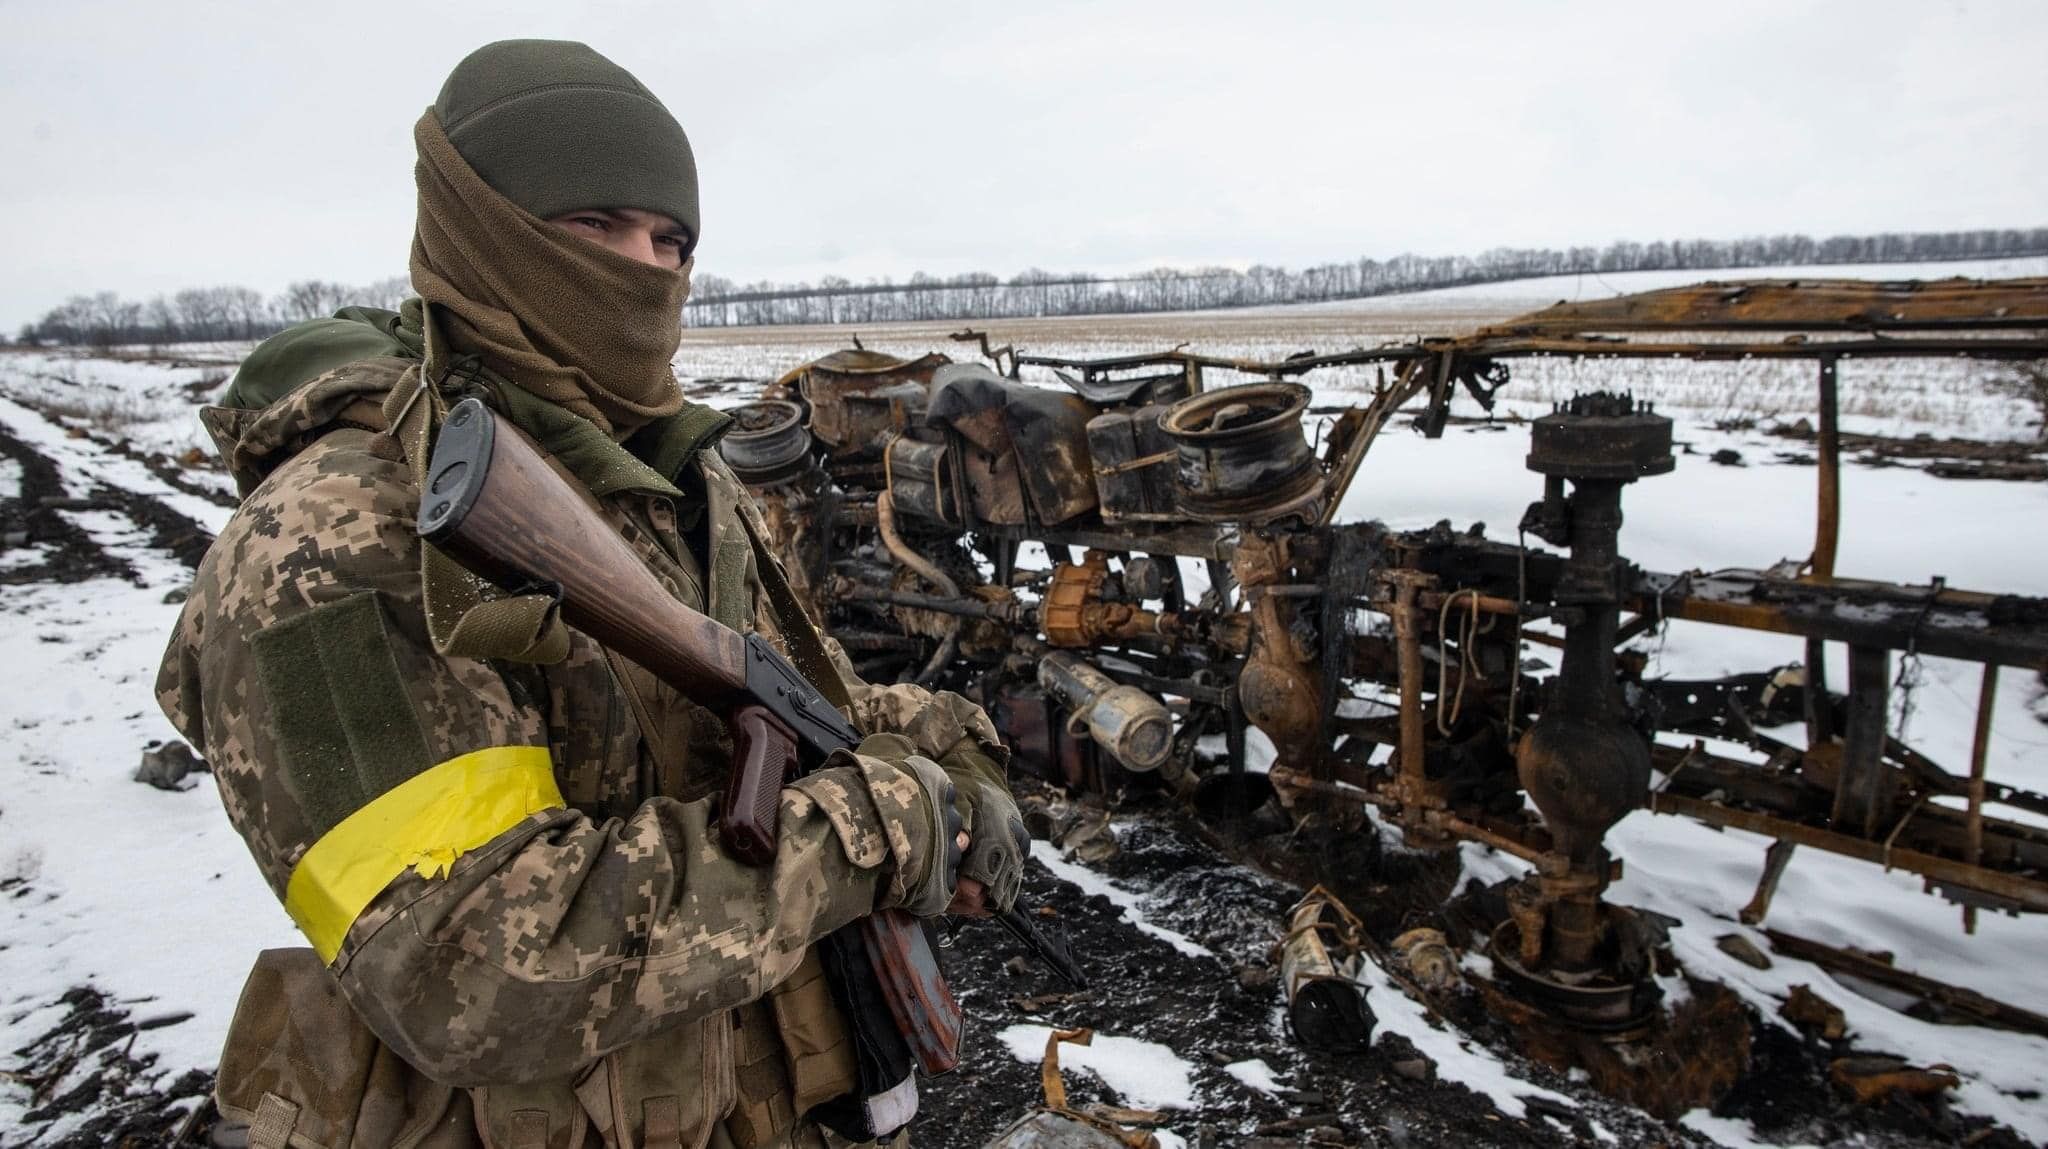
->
[{"left": 159, "top": 353, "right": 1002, "bottom": 1148}]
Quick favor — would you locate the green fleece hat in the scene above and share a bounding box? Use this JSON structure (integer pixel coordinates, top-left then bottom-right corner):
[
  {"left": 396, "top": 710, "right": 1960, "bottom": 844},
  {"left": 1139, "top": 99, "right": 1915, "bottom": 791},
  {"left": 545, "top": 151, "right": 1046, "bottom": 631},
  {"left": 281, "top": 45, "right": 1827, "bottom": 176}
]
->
[{"left": 434, "top": 39, "right": 698, "bottom": 253}]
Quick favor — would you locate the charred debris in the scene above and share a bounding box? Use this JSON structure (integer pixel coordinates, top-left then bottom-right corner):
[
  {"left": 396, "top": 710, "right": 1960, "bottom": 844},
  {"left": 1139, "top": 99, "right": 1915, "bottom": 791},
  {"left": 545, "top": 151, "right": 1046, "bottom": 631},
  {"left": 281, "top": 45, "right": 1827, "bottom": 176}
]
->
[{"left": 719, "top": 276, "right": 2048, "bottom": 1121}]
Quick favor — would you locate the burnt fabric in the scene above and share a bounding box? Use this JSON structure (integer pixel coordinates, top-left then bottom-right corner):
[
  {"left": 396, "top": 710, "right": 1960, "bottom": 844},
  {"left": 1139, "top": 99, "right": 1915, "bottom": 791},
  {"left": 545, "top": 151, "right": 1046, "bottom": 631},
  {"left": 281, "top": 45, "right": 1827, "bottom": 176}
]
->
[{"left": 412, "top": 111, "right": 692, "bottom": 438}]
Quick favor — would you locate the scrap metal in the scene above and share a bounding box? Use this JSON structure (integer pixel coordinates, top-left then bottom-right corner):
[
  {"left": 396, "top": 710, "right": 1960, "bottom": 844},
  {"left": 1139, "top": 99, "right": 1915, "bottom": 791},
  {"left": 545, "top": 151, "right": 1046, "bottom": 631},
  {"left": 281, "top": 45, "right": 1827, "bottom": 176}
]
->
[{"left": 730, "top": 275, "right": 2048, "bottom": 1102}]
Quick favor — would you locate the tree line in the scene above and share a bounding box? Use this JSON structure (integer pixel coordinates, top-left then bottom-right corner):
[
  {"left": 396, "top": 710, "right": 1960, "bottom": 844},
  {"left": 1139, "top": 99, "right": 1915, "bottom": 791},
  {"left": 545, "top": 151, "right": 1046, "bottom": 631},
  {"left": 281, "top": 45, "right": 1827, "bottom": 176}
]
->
[
  {"left": 17, "top": 277, "right": 412, "bottom": 349},
  {"left": 16, "top": 228, "right": 2046, "bottom": 346},
  {"left": 684, "top": 228, "right": 2048, "bottom": 327}
]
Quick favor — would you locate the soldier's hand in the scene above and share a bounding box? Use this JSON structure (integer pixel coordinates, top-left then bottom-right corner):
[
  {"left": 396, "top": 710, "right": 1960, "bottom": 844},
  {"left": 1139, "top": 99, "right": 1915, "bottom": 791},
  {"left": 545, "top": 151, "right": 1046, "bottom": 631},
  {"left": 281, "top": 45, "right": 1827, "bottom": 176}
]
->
[
  {"left": 948, "top": 833, "right": 988, "bottom": 916},
  {"left": 895, "top": 753, "right": 964, "bottom": 918},
  {"left": 843, "top": 732, "right": 965, "bottom": 918},
  {"left": 939, "top": 743, "right": 1029, "bottom": 914}
]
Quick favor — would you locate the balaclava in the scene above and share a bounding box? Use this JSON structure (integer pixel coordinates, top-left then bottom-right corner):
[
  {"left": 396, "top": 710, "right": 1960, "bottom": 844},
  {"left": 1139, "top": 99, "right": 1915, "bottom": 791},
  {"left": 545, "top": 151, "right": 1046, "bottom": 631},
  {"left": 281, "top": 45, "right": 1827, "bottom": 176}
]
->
[{"left": 411, "top": 39, "right": 700, "bottom": 437}]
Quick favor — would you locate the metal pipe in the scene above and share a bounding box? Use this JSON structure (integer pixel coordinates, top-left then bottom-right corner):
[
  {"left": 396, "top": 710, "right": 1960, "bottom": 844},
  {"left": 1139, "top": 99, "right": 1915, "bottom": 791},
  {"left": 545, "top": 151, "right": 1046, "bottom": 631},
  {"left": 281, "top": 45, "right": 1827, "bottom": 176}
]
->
[
  {"left": 876, "top": 490, "right": 960, "bottom": 599},
  {"left": 1966, "top": 663, "right": 2001, "bottom": 933},
  {"left": 876, "top": 490, "right": 961, "bottom": 688},
  {"left": 1813, "top": 356, "right": 1841, "bottom": 579},
  {"left": 1804, "top": 358, "right": 1844, "bottom": 764},
  {"left": 1037, "top": 652, "right": 1173, "bottom": 772},
  {"left": 835, "top": 582, "right": 1019, "bottom": 622}
]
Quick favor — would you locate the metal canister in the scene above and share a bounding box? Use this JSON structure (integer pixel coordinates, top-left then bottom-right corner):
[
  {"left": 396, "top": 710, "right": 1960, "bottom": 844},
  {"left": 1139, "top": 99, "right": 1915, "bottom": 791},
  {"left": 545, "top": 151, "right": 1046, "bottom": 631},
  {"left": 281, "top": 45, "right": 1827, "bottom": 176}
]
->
[{"left": 1036, "top": 652, "right": 1173, "bottom": 772}]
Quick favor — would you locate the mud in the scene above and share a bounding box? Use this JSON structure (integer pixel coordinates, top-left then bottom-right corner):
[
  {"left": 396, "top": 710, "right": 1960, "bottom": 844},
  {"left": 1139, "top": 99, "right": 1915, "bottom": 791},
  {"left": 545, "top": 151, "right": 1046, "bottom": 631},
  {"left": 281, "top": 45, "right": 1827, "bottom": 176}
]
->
[
  {"left": 83, "top": 430, "right": 238, "bottom": 513},
  {"left": 0, "top": 422, "right": 137, "bottom": 585},
  {"left": 85, "top": 481, "right": 214, "bottom": 571}
]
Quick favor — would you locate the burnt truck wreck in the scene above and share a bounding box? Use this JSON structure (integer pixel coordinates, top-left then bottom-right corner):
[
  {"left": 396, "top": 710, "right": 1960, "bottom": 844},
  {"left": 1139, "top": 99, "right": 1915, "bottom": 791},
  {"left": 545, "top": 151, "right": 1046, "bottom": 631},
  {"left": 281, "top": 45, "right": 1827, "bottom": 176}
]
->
[{"left": 717, "top": 276, "right": 2048, "bottom": 1114}]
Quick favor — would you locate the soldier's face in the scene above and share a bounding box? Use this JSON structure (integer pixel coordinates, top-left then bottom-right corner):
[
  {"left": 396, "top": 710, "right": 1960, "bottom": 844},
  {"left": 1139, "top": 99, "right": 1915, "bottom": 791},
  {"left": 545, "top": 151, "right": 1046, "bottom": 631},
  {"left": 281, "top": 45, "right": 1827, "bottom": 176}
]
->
[{"left": 545, "top": 208, "right": 691, "bottom": 270}]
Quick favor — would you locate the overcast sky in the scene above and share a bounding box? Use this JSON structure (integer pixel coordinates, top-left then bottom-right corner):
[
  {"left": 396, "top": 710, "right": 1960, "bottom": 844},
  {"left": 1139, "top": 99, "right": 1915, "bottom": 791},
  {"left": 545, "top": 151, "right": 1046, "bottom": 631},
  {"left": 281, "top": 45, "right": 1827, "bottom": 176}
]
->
[{"left": 3, "top": 0, "right": 2044, "bottom": 331}]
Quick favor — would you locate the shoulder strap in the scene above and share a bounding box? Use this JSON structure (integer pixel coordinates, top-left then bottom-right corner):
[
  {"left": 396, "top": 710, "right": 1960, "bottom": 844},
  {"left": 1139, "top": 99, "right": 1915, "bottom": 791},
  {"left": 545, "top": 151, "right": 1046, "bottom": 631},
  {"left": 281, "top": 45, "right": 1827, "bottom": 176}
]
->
[
  {"left": 739, "top": 508, "right": 853, "bottom": 714},
  {"left": 380, "top": 311, "right": 569, "bottom": 665}
]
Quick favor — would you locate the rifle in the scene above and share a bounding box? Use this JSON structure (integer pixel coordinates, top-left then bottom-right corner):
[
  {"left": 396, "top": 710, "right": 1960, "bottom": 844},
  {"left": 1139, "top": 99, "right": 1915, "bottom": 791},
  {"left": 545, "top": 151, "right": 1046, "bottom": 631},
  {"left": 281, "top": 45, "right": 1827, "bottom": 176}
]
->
[{"left": 417, "top": 397, "right": 1079, "bottom": 1136}]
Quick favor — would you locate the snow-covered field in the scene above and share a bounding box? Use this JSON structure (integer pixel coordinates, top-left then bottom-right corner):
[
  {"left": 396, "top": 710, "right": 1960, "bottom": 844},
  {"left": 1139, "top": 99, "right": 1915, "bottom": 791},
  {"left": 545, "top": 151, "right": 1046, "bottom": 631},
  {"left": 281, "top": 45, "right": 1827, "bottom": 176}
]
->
[
  {"left": 1, "top": 262, "right": 2044, "bottom": 1146},
  {"left": 1262, "top": 256, "right": 2048, "bottom": 316},
  {"left": 0, "top": 359, "right": 301, "bottom": 1142},
  {"left": 674, "top": 255, "right": 2048, "bottom": 440}
]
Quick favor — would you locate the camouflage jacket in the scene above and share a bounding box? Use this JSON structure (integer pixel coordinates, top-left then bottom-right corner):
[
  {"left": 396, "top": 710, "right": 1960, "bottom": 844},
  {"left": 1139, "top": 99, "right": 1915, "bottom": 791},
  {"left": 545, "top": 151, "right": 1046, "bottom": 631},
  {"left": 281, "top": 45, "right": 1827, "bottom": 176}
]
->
[{"left": 158, "top": 354, "right": 1001, "bottom": 1147}]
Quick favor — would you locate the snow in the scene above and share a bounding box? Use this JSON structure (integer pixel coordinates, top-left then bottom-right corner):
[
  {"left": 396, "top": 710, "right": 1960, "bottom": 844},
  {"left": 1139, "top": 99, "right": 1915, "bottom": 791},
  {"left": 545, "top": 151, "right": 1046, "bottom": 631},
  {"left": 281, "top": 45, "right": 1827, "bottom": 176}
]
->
[
  {"left": 1222, "top": 1057, "right": 1284, "bottom": 1095},
  {"left": 1029, "top": 840, "right": 1213, "bottom": 959},
  {"left": 1680, "top": 1110, "right": 1821, "bottom": 1149},
  {"left": 0, "top": 361, "right": 301, "bottom": 1135},
  {"left": 994, "top": 1023, "right": 1199, "bottom": 1111},
  {"left": 1354, "top": 949, "right": 1578, "bottom": 1122}
]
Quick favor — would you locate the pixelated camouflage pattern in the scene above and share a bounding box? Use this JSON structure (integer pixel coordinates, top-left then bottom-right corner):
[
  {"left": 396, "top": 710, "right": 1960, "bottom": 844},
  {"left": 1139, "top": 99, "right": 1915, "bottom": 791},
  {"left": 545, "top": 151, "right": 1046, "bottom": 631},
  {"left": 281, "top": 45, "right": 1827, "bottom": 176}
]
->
[{"left": 159, "top": 358, "right": 1003, "bottom": 1144}]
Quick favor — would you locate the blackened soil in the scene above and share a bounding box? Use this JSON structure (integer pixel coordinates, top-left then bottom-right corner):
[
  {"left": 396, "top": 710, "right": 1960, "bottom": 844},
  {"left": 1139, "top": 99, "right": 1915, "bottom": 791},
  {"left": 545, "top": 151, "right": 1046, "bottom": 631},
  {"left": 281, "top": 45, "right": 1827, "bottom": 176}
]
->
[
  {"left": 16, "top": 794, "right": 2029, "bottom": 1147},
  {"left": 2, "top": 987, "right": 212, "bottom": 1149},
  {"left": 918, "top": 793, "right": 1695, "bottom": 1148},
  {"left": 1714, "top": 1018, "right": 2036, "bottom": 1149},
  {"left": 89, "top": 480, "right": 214, "bottom": 571},
  {"left": 919, "top": 788, "right": 2038, "bottom": 1148}
]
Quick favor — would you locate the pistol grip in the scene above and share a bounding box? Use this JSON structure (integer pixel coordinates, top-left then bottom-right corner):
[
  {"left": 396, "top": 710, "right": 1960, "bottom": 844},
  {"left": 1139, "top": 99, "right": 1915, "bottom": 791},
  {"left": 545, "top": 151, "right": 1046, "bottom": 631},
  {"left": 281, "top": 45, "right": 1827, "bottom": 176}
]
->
[{"left": 725, "top": 704, "right": 797, "bottom": 866}]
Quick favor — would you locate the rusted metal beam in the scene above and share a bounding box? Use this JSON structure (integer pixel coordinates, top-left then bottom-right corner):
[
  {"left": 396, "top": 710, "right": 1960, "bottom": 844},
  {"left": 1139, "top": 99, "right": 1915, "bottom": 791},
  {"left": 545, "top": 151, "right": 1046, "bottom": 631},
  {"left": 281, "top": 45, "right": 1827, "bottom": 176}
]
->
[
  {"left": 1832, "top": 646, "right": 1892, "bottom": 838},
  {"left": 1648, "top": 791, "right": 2048, "bottom": 913},
  {"left": 1478, "top": 277, "right": 2048, "bottom": 335},
  {"left": 1316, "top": 359, "right": 1430, "bottom": 527},
  {"left": 1388, "top": 572, "right": 1434, "bottom": 812},
  {"left": 1763, "top": 928, "right": 2048, "bottom": 1037},
  {"left": 1635, "top": 570, "right": 2048, "bottom": 669},
  {"left": 1812, "top": 356, "right": 1841, "bottom": 580},
  {"left": 1965, "top": 664, "right": 2000, "bottom": 934},
  {"left": 1650, "top": 740, "right": 2048, "bottom": 869},
  {"left": 1459, "top": 335, "right": 2048, "bottom": 361},
  {"left": 1739, "top": 841, "right": 1799, "bottom": 926}
]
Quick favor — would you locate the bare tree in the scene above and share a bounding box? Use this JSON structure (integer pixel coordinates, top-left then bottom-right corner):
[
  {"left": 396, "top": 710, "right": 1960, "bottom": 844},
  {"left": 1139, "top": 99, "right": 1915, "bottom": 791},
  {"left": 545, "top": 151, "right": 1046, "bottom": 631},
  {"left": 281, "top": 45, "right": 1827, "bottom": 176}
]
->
[
  {"left": 279, "top": 280, "right": 353, "bottom": 323},
  {"left": 349, "top": 275, "right": 413, "bottom": 311}
]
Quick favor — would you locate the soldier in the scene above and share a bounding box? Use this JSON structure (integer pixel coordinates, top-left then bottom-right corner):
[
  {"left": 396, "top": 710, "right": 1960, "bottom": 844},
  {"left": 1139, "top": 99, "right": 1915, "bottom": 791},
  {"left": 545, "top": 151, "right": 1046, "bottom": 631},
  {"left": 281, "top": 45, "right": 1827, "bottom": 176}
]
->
[{"left": 158, "top": 39, "right": 1025, "bottom": 1149}]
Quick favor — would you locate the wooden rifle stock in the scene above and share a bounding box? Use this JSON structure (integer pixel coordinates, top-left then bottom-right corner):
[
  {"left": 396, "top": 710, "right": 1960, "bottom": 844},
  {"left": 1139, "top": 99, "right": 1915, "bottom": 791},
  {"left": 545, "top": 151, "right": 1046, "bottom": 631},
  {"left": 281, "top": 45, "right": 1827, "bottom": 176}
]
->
[{"left": 418, "top": 399, "right": 961, "bottom": 1116}]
